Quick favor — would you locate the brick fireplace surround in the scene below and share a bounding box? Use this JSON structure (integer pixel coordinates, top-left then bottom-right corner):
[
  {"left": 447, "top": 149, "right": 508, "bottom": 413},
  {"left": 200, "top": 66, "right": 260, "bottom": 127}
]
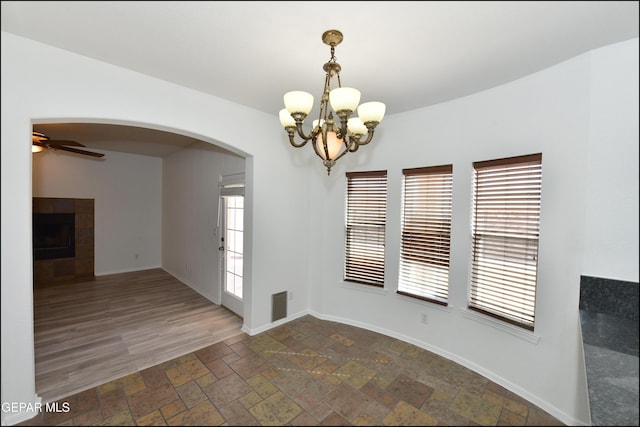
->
[{"left": 33, "top": 197, "right": 95, "bottom": 284}]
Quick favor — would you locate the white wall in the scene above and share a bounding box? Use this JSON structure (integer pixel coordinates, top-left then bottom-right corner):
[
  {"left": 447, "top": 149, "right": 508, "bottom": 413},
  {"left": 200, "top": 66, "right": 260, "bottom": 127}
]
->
[
  {"left": 1, "top": 32, "right": 311, "bottom": 426},
  {"left": 308, "top": 38, "right": 638, "bottom": 425},
  {"left": 32, "top": 149, "right": 163, "bottom": 275},
  {"left": 162, "top": 142, "right": 245, "bottom": 302},
  {"left": 583, "top": 38, "right": 639, "bottom": 282}
]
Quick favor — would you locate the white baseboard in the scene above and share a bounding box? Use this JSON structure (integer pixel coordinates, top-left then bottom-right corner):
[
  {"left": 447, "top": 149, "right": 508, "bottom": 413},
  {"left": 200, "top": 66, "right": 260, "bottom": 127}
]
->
[
  {"left": 241, "top": 309, "right": 311, "bottom": 336},
  {"left": 1, "top": 394, "right": 41, "bottom": 426},
  {"left": 95, "top": 265, "right": 162, "bottom": 276}
]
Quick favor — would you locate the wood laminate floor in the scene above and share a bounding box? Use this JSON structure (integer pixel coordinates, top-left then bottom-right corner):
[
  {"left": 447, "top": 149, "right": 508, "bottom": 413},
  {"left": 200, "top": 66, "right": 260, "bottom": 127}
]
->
[{"left": 33, "top": 268, "right": 243, "bottom": 403}]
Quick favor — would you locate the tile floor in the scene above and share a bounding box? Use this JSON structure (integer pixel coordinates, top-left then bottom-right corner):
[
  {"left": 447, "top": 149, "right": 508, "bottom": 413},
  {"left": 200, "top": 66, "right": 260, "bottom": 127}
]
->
[{"left": 19, "top": 315, "right": 564, "bottom": 426}]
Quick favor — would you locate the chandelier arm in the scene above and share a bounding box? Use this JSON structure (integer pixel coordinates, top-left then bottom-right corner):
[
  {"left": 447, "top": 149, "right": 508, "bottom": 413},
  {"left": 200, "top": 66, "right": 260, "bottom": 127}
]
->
[
  {"left": 294, "top": 121, "right": 314, "bottom": 141},
  {"left": 321, "top": 129, "right": 331, "bottom": 160},
  {"left": 336, "top": 116, "right": 350, "bottom": 140},
  {"left": 347, "top": 128, "right": 375, "bottom": 152},
  {"left": 287, "top": 131, "right": 309, "bottom": 148},
  {"left": 311, "top": 136, "right": 325, "bottom": 160},
  {"left": 333, "top": 143, "right": 353, "bottom": 162},
  {"left": 349, "top": 121, "right": 378, "bottom": 149},
  {"left": 354, "top": 128, "right": 376, "bottom": 146}
]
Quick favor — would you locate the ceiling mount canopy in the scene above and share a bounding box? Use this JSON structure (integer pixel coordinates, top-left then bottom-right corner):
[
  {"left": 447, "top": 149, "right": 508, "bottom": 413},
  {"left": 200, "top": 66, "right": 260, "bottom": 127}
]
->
[{"left": 279, "top": 29, "right": 385, "bottom": 175}]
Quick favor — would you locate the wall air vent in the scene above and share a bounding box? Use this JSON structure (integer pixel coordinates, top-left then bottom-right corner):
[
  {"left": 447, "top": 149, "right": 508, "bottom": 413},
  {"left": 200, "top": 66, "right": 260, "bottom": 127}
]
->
[{"left": 272, "top": 291, "right": 287, "bottom": 322}]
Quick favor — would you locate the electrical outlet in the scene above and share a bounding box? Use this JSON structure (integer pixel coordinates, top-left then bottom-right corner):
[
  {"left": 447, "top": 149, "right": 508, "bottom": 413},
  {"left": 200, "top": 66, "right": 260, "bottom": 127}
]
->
[
  {"left": 420, "top": 313, "right": 428, "bottom": 324},
  {"left": 289, "top": 291, "right": 293, "bottom": 301}
]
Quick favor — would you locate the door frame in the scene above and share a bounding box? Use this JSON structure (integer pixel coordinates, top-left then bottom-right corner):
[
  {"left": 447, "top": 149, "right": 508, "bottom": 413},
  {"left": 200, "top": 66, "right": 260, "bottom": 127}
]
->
[{"left": 218, "top": 173, "right": 245, "bottom": 317}]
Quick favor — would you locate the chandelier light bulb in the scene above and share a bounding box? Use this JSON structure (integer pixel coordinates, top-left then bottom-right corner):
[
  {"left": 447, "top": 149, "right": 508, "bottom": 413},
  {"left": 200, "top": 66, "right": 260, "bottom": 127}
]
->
[
  {"left": 347, "top": 117, "right": 367, "bottom": 136},
  {"left": 284, "top": 91, "right": 314, "bottom": 115},
  {"left": 279, "top": 109, "right": 296, "bottom": 128},
  {"left": 329, "top": 87, "right": 361, "bottom": 113},
  {"left": 357, "top": 101, "right": 386, "bottom": 124},
  {"left": 312, "top": 119, "right": 325, "bottom": 130},
  {"left": 315, "top": 131, "right": 344, "bottom": 160}
]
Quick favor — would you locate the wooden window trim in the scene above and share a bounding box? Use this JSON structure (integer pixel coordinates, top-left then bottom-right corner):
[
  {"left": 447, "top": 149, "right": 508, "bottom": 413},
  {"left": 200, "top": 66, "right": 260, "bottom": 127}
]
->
[
  {"left": 398, "top": 164, "right": 453, "bottom": 305},
  {"left": 344, "top": 170, "right": 388, "bottom": 287},
  {"left": 470, "top": 153, "right": 542, "bottom": 331}
]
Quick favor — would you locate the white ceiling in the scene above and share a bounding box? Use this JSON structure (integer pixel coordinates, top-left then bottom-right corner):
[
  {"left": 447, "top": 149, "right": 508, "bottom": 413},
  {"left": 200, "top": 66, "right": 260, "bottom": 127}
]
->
[{"left": 3, "top": 1, "right": 638, "bottom": 157}]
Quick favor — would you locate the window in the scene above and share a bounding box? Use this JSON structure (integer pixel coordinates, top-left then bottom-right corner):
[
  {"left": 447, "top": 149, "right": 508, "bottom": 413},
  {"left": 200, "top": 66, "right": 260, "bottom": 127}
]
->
[
  {"left": 344, "top": 170, "right": 387, "bottom": 287},
  {"left": 398, "top": 165, "right": 453, "bottom": 305},
  {"left": 470, "top": 153, "right": 542, "bottom": 331}
]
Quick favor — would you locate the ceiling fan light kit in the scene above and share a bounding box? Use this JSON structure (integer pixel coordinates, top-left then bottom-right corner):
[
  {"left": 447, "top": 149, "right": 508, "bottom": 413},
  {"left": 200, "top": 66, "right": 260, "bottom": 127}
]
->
[
  {"left": 32, "top": 131, "right": 105, "bottom": 158},
  {"left": 279, "top": 29, "right": 385, "bottom": 175}
]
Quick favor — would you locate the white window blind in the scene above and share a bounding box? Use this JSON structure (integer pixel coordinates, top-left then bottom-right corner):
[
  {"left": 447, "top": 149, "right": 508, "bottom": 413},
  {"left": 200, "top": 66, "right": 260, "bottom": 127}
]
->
[
  {"left": 398, "top": 165, "right": 453, "bottom": 305},
  {"left": 345, "top": 170, "right": 387, "bottom": 287},
  {"left": 470, "top": 153, "right": 542, "bottom": 331}
]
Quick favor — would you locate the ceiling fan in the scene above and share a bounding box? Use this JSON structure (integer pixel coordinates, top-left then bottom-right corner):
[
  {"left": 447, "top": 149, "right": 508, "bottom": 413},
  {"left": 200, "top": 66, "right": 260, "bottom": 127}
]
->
[{"left": 32, "top": 131, "right": 105, "bottom": 158}]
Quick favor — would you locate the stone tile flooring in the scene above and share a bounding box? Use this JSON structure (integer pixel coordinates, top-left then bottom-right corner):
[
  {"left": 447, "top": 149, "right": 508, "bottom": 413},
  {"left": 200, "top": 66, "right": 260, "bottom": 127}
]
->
[{"left": 19, "top": 315, "right": 564, "bottom": 426}]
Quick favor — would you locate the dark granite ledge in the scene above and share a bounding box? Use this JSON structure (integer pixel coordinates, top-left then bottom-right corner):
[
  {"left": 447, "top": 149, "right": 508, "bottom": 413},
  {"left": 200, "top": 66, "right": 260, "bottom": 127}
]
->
[
  {"left": 579, "top": 276, "right": 639, "bottom": 426},
  {"left": 579, "top": 276, "right": 638, "bottom": 321},
  {"left": 580, "top": 310, "right": 639, "bottom": 357},
  {"left": 581, "top": 340, "right": 639, "bottom": 426}
]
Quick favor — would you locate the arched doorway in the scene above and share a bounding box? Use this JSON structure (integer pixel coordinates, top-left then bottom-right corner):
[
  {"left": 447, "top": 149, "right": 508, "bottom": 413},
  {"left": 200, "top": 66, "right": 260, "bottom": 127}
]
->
[{"left": 31, "top": 120, "right": 251, "bottom": 402}]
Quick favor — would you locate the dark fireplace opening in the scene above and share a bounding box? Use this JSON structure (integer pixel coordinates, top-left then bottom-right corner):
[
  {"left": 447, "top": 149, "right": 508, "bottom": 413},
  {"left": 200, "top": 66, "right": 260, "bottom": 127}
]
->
[{"left": 33, "top": 213, "right": 75, "bottom": 260}]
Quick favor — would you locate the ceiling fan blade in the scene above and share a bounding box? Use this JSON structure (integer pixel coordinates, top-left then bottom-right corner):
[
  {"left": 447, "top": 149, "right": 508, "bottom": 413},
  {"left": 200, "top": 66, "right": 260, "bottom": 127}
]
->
[
  {"left": 50, "top": 145, "right": 105, "bottom": 158},
  {"left": 45, "top": 139, "right": 85, "bottom": 147}
]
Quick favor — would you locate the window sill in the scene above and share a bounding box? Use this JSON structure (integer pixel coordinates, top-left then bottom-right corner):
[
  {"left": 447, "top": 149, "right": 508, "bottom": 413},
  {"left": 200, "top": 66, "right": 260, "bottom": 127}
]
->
[
  {"left": 395, "top": 291, "right": 452, "bottom": 313},
  {"left": 338, "top": 281, "right": 388, "bottom": 296},
  {"left": 461, "top": 308, "right": 541, "bottom": 344}
]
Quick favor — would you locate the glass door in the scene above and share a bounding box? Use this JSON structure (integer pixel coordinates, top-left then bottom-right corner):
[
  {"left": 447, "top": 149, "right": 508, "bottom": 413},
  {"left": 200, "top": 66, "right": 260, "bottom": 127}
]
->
[{"left": 220, "top": 193, "right": 243, "bottom": 317}]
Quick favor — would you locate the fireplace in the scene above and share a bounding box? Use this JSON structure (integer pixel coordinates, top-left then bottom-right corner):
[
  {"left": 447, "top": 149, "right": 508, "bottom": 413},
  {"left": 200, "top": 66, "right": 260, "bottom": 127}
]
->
[
  {"left": 32, "top": 197, "right": 94, "bottom": 284},
  {"left": 33, "top": 213, "right": 76, "bottom": 260}
]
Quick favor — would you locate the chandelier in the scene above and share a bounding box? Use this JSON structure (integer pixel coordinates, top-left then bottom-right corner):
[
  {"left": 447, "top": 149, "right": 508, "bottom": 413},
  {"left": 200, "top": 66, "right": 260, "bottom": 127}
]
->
[{"left": 279, "top": 30, "right": 386, "bottom": 175}]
